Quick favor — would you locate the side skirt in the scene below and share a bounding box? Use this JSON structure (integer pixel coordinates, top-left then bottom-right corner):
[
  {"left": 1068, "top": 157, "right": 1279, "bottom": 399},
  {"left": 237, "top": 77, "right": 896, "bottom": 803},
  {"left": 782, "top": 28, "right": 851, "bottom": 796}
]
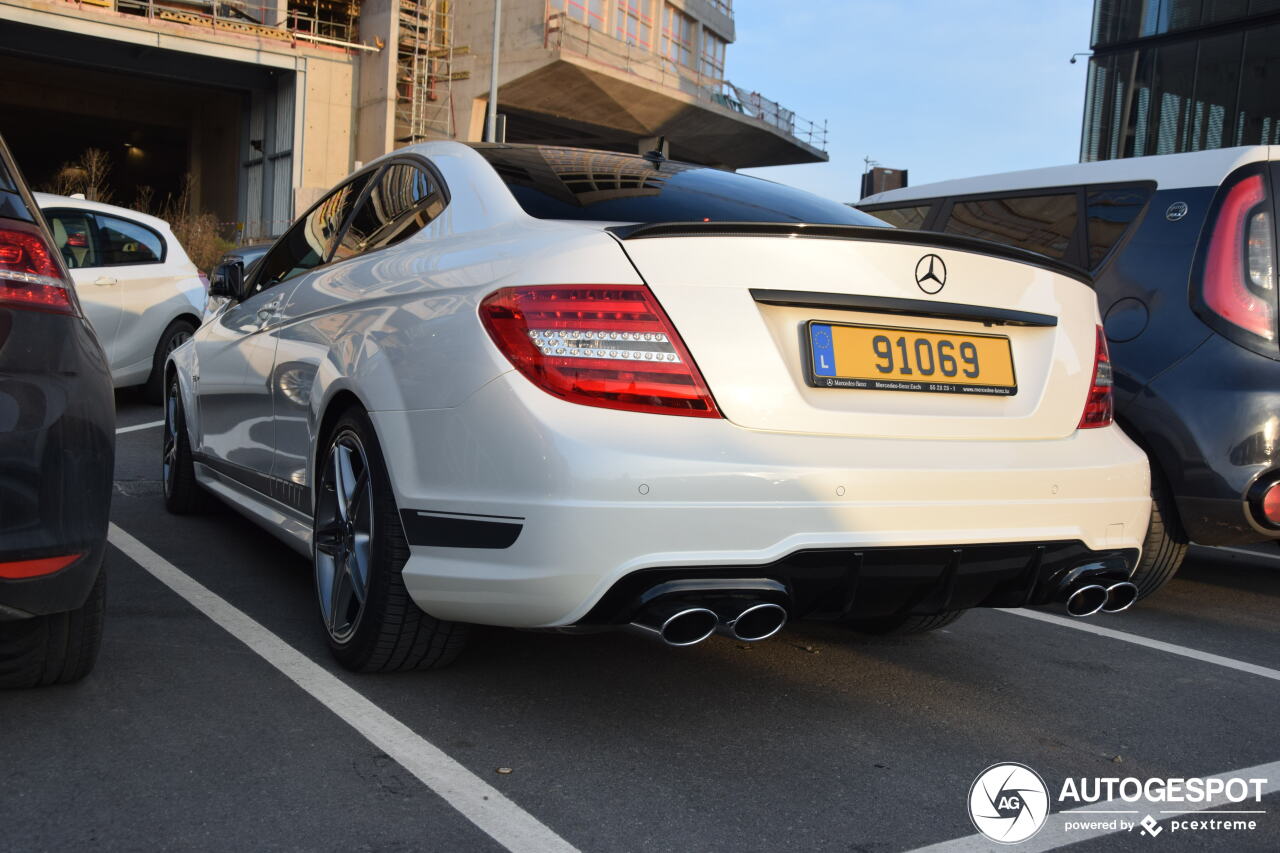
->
[{"left": 194, "top": 462, "right": 313, "bottom": 557}]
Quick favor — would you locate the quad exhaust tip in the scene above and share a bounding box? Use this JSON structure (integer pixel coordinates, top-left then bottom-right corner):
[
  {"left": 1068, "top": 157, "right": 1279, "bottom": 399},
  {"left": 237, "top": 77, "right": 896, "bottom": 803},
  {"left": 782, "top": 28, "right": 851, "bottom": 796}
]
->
[
  {"left": 1063, "top": 581, "right": 1140, "bottom": 617},
  {"left": 630, "top": 606, "right": 719, "bottom": 647},
  {"left": 1101, "top": 581, "right": 1139, "bottom": 614},
  {"left": 718, "top": 602, "right": 788, "bottom": 642},
  {"left": 1065, "top": 584, "right": 1108, "bottom": 617}
]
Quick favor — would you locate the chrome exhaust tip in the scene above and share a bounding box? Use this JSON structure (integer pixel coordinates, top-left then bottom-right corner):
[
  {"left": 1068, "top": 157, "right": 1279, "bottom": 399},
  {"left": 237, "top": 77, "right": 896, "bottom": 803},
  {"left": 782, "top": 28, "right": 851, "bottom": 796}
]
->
[
  {"left": 1101, "top": 582, "right": 1139, "bottom": 614},
  {"left": 1065, "top": 584, "right": 1108, "bottom": 617},
  {"left": 719, "top": 602, "right": 788, "bottom": 642},
  {"left": 630, "top": 606, "right": 719, "bottom": 647}
]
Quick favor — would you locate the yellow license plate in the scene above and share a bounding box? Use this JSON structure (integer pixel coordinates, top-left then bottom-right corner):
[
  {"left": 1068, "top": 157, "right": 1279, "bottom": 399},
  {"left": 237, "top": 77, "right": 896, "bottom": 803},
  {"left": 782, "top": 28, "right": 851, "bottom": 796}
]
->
[{"left": 807, "top": 321, "right": 1017, "bottom": 396}]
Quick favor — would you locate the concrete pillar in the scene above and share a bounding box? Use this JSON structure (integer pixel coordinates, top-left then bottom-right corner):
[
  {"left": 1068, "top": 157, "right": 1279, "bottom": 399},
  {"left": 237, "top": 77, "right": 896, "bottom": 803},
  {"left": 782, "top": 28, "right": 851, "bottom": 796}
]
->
[
  {"left": 354, "top": 0, "right": 399, "bottom": 162},
  {"left": 266, "top": 0, "right": 289, "bottom": 28}
]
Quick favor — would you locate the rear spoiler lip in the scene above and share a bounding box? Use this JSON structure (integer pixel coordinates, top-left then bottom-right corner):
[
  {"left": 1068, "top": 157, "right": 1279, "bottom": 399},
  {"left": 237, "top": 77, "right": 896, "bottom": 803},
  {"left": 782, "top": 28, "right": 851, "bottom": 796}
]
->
[{"left": 606, "top": 221, "right": 1094, "bottom": 287}]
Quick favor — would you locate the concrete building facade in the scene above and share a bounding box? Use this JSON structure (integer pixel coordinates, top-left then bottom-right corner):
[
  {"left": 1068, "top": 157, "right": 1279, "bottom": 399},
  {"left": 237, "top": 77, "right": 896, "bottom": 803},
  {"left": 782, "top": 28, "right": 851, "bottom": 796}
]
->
[{"left": 0, "top": 0, "right": 826, "bottom": 239}]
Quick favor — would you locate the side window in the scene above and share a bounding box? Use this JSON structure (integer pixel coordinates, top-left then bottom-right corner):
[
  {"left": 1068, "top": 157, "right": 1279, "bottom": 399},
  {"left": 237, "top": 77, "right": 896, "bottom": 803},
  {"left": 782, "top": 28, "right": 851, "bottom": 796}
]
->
[
  {"left": 95, "top": 214, "right": 164, "bottom": 266},
  {"left": 866, "top": 204, "right": 930, "bottom": 229},
  {"left": 942, "top": 193, "right": 1079, "bottom": 260},
  {"left": 46, "top": 210, "right": 99, "bottom": 269},
  {"left": 332, "top": 163, "right": 444, "bottom": 262},
  {"left": 252, "top": 173, "right": 372, "bottom": 296},
  {"left": 1085, "top": 186, "right": 1151, "bottom": 268}
]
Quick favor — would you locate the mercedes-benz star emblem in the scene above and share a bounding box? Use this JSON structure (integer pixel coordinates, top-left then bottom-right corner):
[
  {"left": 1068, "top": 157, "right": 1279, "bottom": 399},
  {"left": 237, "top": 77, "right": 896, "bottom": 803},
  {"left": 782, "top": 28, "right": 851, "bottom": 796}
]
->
[{"left": 915, "top": 254, "right": 947, "bottom": 294}]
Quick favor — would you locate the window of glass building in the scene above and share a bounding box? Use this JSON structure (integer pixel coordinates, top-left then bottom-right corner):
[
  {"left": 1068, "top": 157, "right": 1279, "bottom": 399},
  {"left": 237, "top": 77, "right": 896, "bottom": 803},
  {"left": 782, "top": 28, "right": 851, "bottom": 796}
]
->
[
  {"left": 701, "top": 30, "right": 726, "bottom": 80},
  {"left": 615, "top": 0, "right": 654, "bottom": 50},
  {"left": 1236, "top": 22, "right": 1280, "bottom": 145},
  {"left": 1092, "top": 0, "right": 1260, "bottom": 46},
  {"left": 941, "top": 195, "right": 1079, "bottom": 260},
  {"left": 1191, "top": 32, "right": 1244, "bottom": 150},
  {"left": 661, "top": 4, "right": 696, "bottom": 70}
]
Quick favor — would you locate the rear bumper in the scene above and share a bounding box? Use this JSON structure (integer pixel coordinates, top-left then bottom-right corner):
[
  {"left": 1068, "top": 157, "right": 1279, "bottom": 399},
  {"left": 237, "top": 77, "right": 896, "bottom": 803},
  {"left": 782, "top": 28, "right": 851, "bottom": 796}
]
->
[
  {"left": 371, "top": 373, "right": 1151, "bottom": 628},
  {"left": 579, "top": 541, "right": 1139, "bottom": 626},
  {"left": 0, "top": 307, "right": 114, "bottom": 618},
  {"left": 1126, "top": 333, "right": 1280, "bottom": 545}
]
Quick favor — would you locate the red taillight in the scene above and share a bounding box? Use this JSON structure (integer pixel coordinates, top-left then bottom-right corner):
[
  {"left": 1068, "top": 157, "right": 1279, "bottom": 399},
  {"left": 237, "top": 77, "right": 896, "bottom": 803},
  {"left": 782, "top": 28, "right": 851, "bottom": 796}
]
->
[
  {"left": 1263, "top": 483, "right": 1280, "bottom": 525},
  {"left": 1078, "top": 325, "right": 1113, "bottom": 429},
  {"left": 1202, "top": 173, "right": 1276, "bottom": 341},
  {"left": 0, "top": 222, "right": 76, "bottom": 315},
  {"left": 0, "top": 553, "right": 81, "bottom": 579},
  {"left": 479, "top": 284, "right": 721, "bottom": 418}
]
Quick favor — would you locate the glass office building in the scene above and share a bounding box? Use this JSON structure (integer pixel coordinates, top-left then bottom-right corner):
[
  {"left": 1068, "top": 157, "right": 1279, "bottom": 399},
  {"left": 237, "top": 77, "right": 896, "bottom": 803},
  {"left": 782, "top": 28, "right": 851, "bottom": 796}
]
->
[{"left": 1081, "top": 0, "right": 1280, "bottom": 161}]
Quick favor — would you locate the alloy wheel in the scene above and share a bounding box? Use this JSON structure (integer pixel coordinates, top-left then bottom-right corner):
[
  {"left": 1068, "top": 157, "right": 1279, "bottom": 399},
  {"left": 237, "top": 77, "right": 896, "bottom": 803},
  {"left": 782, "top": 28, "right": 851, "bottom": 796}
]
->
[
  {"left": 162, "top": 382, "right": 178, "bottom": 498},
  {"left": 314, "top": 431, "right": 375, "bottom": 643}
]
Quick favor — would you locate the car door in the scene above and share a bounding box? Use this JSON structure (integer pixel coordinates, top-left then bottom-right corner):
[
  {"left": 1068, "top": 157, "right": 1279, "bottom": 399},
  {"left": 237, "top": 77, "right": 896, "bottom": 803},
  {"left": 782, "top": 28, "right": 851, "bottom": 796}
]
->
[
  {"left": 270, "top": 160, "right": 447, "bottom": 494},
  {"left": 44, "top": 208, "right": 123, "bottom": 362},
  {"left": 194, "top": 173, "right": 372, "bottom": 491}
]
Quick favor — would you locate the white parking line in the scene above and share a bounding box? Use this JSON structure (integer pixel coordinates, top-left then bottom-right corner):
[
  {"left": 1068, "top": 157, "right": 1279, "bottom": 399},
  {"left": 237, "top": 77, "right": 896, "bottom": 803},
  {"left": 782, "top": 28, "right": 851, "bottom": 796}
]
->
[
  {"left": 1002, "top": 609, "right": 1280, "bottom": 683},
  {"left": 907, "top": 758, "right": 1280, "bottom": 852},
  {"left": 106, "top": 523, "right": 580, "bottom": 853},
  {"left": 116, "top": 420, "right": 164, "bottom": 435}
]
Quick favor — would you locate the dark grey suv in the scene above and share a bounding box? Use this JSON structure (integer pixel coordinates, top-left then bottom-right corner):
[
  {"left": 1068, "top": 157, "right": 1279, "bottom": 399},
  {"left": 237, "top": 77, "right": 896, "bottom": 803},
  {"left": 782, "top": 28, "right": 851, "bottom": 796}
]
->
[
  {"left": 0, "top": 133, "right": 114, "bottom": 687},
  {"left": 859, "top": 145, "right": 1280, "bottom": 599}
]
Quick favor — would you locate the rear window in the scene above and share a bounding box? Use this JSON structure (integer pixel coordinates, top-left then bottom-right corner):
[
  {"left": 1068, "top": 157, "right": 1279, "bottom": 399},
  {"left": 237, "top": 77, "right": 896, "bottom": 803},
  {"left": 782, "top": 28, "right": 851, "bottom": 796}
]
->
[
  {"left": 1085, "top": 186, "right": 1150, "bottom": 267},
  {"left": 96, "top": 214, "right": 165, "bottom": 266},
  {"left": 474, "top": 145, "right": 884, "bottom": 227},
  {"left": 942, "top": 194, "right": 1078, "bottom": 260},
  {"left": 866, "top": 204, "right": 930, "bottom": 229}
]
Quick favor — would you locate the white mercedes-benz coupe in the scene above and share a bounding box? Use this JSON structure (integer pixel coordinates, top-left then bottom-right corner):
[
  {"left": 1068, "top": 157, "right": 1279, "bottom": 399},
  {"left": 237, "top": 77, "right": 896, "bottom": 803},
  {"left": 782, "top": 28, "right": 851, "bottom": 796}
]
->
[{"left": 163, "top": 142, "right": 1151, "bottom": 672}]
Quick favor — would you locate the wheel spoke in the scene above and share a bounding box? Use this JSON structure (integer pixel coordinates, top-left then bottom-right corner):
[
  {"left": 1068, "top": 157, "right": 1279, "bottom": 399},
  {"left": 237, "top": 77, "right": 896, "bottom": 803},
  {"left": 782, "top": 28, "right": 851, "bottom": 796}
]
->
[
  {"left": 347, "top": 469, "right": 370, "bottom": 520},
  {"left": 330, "top": 557, "right": 353, "bottom": 634},
  {"left": 350, "top": 532, "right": 371, "bottom": 594},
  {"left": 313, "top": 521, "right": 343, "bottom": 556},
  {"left": 332, "top": 444, "right": 354, "bottom": 522},
  {"left": 314, "top": 550, "right": 336, "bottom": 624}
]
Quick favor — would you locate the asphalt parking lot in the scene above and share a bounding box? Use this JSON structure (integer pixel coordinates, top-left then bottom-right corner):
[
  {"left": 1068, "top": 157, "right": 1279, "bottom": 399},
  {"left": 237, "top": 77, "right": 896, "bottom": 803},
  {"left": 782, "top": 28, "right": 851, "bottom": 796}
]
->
[{"left": 3, "top": 393, "right": 1278, "bottom": 853}]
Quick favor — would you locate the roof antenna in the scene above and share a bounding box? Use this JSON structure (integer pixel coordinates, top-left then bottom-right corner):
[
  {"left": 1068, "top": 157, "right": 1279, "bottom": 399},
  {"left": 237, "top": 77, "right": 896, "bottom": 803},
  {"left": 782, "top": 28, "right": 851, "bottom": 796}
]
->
[{"left": 642, "top": 137, "right": 668, "bottom": 168}]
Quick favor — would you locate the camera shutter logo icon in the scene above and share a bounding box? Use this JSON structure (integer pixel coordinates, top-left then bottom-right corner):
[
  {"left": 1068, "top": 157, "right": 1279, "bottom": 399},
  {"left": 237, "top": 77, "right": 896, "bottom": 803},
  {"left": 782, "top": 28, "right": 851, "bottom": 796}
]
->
[{"left": 968, "top": 762, "right": 1051, "bottom": 844}]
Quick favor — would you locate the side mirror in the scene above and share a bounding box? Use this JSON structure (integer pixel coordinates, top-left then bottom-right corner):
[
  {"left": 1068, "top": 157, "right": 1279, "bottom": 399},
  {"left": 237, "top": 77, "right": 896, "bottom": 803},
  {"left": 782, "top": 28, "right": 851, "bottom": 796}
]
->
[{"left": 209, "top": 261, "right": 245, "bottom": 300}]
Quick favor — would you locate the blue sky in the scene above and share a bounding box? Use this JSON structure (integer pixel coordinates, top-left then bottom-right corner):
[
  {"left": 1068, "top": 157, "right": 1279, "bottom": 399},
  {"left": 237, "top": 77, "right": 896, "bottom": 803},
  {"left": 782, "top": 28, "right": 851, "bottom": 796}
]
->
[{"left": 732, "top": 1, "right": 1095, "bottom": 202}]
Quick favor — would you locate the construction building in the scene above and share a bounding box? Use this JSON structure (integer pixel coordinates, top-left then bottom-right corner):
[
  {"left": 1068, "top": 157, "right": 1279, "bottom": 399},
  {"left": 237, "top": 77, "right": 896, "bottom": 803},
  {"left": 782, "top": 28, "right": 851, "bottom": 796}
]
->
[{"left": 0, "top": 0, "right": 828, "bottom": 239}]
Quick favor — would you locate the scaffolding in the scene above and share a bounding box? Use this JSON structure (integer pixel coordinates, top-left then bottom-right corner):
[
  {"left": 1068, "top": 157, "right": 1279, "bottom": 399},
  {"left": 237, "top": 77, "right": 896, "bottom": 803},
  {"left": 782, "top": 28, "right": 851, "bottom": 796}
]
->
[{"left": 396, "top": 0, "right": 466, "bottom": 144}]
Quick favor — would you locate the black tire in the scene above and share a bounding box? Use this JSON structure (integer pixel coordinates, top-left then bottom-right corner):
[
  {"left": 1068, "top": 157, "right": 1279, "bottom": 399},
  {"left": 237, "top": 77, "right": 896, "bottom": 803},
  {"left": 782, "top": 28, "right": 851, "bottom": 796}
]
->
[
  {"left": 842, "top": 610, "right": 966, "bottom": 636},
  {"left": 314, "top": 406, "right": 468, "bottom": 672},
  {"left": 162, "top": 374, "right": 210, "bottom": 514},
  {"left": 143, "top": 318, "right": 197, "bottom": 404},
  {"left": 0, "top": 568, "right": 105, "bottom": 688},
  {"left": 1129, "top": 475, "right": 1188, "bottom": 600}
]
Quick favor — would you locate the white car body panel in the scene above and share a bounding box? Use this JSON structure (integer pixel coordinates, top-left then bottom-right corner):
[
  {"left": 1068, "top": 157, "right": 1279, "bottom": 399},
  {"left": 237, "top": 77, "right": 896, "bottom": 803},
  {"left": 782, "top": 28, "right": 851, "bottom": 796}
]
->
[
  {"left": 625, "top": 236, "right": 1097, "bottom": 440},
  {"left": 37, "top": 193, "right": 206, "bottom": 387},
  {"left": 860, "top": 144, "right": 1279, "bottom": 205},
  {"left": 168, "top": 140, "right": 1152, "bottom": 631},
  {"left": 374, "top": 375, "right": 1150, "bottom": 627}
]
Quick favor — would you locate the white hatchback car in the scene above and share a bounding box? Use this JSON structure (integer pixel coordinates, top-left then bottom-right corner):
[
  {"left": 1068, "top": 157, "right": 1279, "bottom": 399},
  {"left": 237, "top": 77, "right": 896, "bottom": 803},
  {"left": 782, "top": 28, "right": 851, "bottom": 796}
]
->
[
  {"left": 163, "top": 143, "right": 1152, "bottom": 672},
  {"left": 39, "top": 194, "right": 207, "bottom": 401}
]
